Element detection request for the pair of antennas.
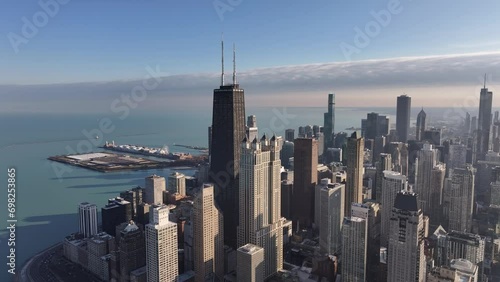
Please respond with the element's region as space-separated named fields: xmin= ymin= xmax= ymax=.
xmin=221 ymin=34 xmax=237 ymax=86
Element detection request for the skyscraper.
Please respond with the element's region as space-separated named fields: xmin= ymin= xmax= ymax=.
xmin=246 ymin=115 xmax=258 ymax=142
xmin=477 ymin=79 xmax=493 ymax=161
xmin=192 ymin=184 xmax=224 ymax=282
xmin=396 ymin=94 xmax=411 ymax=142
xmin=79 ymin=202 xmax=98 ymax=238
xmin=414 ymin=144 xmax=438 ymax=216
xmin=416 ymin=108 xmax=426 ymax=141
xmin=209 ymin=40 xmax=246 ymax=248
xmin=285 ymin=129 xmax=295 ymax=142
xmin=292 ymin=138 xmax=318 ymax=228
xmin=145 ymin=205 xmax=178 ymax=282
xmin=145 ymin=175 xmax=166 ymax=205
xmin=238 ymin=134 xmax=285 ymax=279
xmin=443 ymin=166 xmax=475 ymax=232
xmin=236 ymin=244 xmax=265 ymax=282
xmin=429 ymin=164 xmax=446 ymax=228
xmin=323 ymin=93 xmax=335 ymax=149
xmin=341 ymin=216 xmax=368 ymax=282
xmin=465 ymin=112 xmax=471 ymax=135
xmin=119 ymin=220 xmax=146 ymax=281
xmin=345 ymin=131 xmax=364 ymax=216
xmin=387 ymin=192 xmax=426 ymax=282
xmin=447 ymin=144 xmax=467 ymax=174
xmin=375 ymin=153 xmax=392 ymax=201
xmin=361 ymin=112 xmax=389 ymax=140
xmin=102 ymin=197 xmax=133 ymax=237
xmin=317 ymin=180 xmax=344 ymax=255
xmin=380 ymin=170 xmax=408 ymax=247
xmin=168 ymin=172 xmax=186 ymax=196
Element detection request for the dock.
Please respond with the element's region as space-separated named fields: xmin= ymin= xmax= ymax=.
xmin=48 ymin=152 xmax=207 ymax=173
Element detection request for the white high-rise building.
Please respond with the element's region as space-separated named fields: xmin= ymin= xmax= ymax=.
xmin=168 ymin=172 xmax=186 ymax=196
xmin=387 ymin=191 xmax=426 ymax=282
xmin=237 ymin=134 xmax=286 ymax=279
xmin=192 ymin=184 xmax=224 ymax=282
xmin=145 ymin=175 xmax=166 ymax=205
xmin=351 ymin=202 xmax=381 ymax=277
xmin=78 ymin=202 xmax=98 ymax=238
xmin=145 ymin=205 xmax=178 ymax=282
xmin=341 ymin=216 xmax=368 ymax=281
xmin=237 ymin=243 xmax=265 ymax=282
xmin=317 ymin=180 xmax=344 ymax=254
xmin=443 ymin=165 xmax=475 ymax=232
xmin=380 ymin=170 xmax=407 ymax=247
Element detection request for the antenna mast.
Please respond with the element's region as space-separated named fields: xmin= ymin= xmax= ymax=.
xmin=233 ymin=43 xmax=237 ymax=85
xmin=484 ymin=73 xmax=487 ymax=89
xmin=221 ymin=33 xmax=225 ymax=86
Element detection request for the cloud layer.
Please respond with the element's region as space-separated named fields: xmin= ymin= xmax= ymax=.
xmin=1 ymin=51 xmax=499 ymax=113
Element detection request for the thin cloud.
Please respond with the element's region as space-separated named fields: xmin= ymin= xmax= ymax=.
xmin=1 ymin=51 xmax=499 ymax=113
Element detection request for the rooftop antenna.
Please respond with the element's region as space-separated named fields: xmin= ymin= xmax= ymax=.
xmin=221 ymin=33 xmax=225 ymax=86
xmin=233 ymin=43 xmax=237 ymax=85
xmin=484 ymin=73 xmax=487 ymax=89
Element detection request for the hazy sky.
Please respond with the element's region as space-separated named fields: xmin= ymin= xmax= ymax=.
xmin=1 ymin=0 xmax=500 ymax=111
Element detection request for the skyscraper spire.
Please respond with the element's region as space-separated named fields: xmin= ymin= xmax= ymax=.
xmin=233 ymin=43 xmax=237 ymax=85
xmin=221 ymin=33 xmax=225 ymax=86
xmin=484 ymin=73 xmax=487 ymax=89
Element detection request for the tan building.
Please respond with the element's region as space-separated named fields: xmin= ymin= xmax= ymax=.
xmin=145 ymin=175 xmax=166 ymax=205
xmin=192 ymin=184 xmax=224 ymax=282
xmin=168 ymin=172 xmax=186 ymax=196
xmin=237 ymin=244 xmax=264 ymax=282
xmin=145 ymin=205 xmax=178 ymax=282
xmin=238 ymin=134 xmax=286 ymax=279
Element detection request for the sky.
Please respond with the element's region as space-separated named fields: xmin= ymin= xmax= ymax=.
xmin=1 ymin=0 xmax=500 ymax=111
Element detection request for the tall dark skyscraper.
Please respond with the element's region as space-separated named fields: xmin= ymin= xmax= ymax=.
xmin=396 ymin=94 xmax=411 ymax=142
xmin=323 ymin=93 xmax=335 ymax=150
xmin=345 ymin=131 xmax=364 ymax=216
xmin=292 ymin=138 xmax=318 ymax=228
xmin=477 ymin=78 xmax=493 ymax=161
xmin=209 ymin=40 xmax=246 ymax=248
xmin=416 ymin=108 xmax=426 ymax=141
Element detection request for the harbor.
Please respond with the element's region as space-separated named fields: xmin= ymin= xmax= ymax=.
xmin=101 ymin=141 xmax=197 ymax=160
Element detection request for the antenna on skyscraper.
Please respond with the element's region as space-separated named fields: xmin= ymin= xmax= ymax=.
xmin=484 ymin=73 xmax=487 ymax=89
xmin=221 ymin=33 xmax=225 ymax=86
xmin=233 ymin=43 xmax=237 ymax=85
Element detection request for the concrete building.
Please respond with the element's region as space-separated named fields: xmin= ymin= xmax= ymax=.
xmin=387 ymin=192 xmax=426 ymax=282
xmin=351 ymin=202 xmax=381 ymax=279
xmin=168 ymin=172 xmax=186 ymax=196
xmin=316 ymin=179 xmax=344 ymax=255
xmin=341 ymin=216 xmax=368 ymax=282
xmin=145 ymin=175 xmax=166 ymax=205
xmin=375 ymin=153 xmax=392 ymax=201
xmin=145 ymin=205 xmax=178 ymax=282
xmin=285 ymin=129 xmax=295 ymax=142
xmin=380 ymin=171 xmax=408 ymax=247
xmin=238 ymin=134 xmax=285 ymax=279
xmin=346 ymin=131 xmax=364 ymax=216
xmin=447 ymin=144 xmax=467 ymax=174
xmin=236 ymin=244 xmax=265 ymax=282
xmin=443 ymin=165 xmax=475 ymax=232
xmin=427 ymin=259 xmax=478 ymax=282
xmin=192 ymin=184 xmax=224 ymax=282
xmin=79 ymin=202 xmax=98 ymax=238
